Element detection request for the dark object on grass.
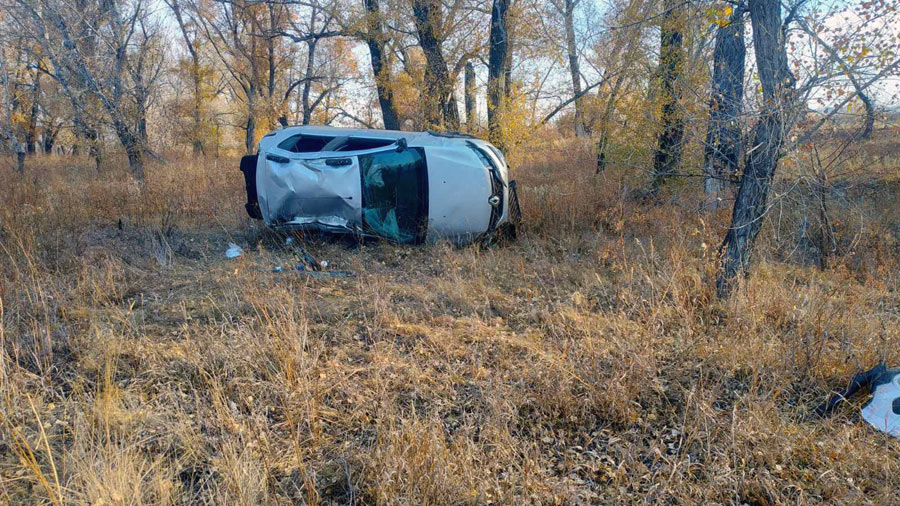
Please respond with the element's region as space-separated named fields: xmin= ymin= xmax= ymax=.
xmin=285 ymin=236 xmax=321 ymax=271
xmin=816 ymin=364 xmax=900 ymax=438
xmin=240 ymin=154 xmax=262 ymax=219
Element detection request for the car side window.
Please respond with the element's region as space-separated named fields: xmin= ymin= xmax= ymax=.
xmin=277 ymin=135 xmax=334 ymax=152
xmin=359 ymin=148 xmax=428 ymax=244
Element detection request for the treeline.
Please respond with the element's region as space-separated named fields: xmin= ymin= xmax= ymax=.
xmin=1 ymin=0 xmax=899 ymax=291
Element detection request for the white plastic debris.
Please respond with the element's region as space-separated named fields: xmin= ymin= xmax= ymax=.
xmin=861 ymin=373 xmax=900 ymax=438
xmin=225 ymin=243 xmax=243 ymax=259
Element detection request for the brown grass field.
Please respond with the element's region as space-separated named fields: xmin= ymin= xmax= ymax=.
xmin=2 ymin=135 xmax=900 ymax=504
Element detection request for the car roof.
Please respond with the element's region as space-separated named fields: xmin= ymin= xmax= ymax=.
xmin=271 ymin=125 xmax=489 ymax=149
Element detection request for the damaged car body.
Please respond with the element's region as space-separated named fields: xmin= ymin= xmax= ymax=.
xmin=240 ymin=126 xmax=520 ymax=244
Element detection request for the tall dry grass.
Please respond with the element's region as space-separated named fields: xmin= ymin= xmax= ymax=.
xmin=1 ymin=136 xmax=899 ymax=504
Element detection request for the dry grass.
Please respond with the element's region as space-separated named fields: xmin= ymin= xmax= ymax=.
xmin=1 ymin=136 xmax=900 ymax=504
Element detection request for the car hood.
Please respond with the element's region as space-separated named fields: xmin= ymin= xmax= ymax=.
xmin=424 ymin=146 xmax=492 ymax=242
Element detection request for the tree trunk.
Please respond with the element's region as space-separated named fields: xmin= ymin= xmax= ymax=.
xmin=859 ymin=89 xmax=875 ymax=139
xmin=564 ymin=0 xmax=586 ymax=137
xmin=301 ymin=40 xmax=317 ymax=125
xmin=487 ymin=0 xmax=510 ymax=146
xmin=16 ymin=149 xmax=25 ymax=173
xmin=25 ymin=70 xmax=41 ymax=154
xmin=465 ymin=61 xmax=476 ymax=132
xmin=363 ymin=0 xmax=401 ymax=129
xmin=192 ymin=68 xmax=204 ymax=154
xmin=595 ymin=74 xmax=625 ymax=174
xmin=245 ymin=112 xmax=256 ymax=155
xmin=445 ymin=92 xmax=461 ymax=129
xmin=76 ymin=121 xmax=103 ymax=170
xmin=702 ymin=6 xmax=746 ymax=210
xmin=413 ymin=0 xmax=458 ymax=130
xmin=650 ymin=0 xmax=685 ymax=191
xmin=717 ymin=0 xmax=797 ymax=296
xmin=114 ymin=119 xmax=145 ymax=182
xmin=43 ymin=123 xmax=59 ymax=154
xmin=504 ymin=22 xmax=513 ymax=100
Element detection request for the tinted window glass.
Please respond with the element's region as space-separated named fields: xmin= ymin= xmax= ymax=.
xmin=337 ymin=138 xmax=395 ymax=151
xmin=278 ymin=135 xmax=334 ymax=152
xmin=359 ymin=148 xmax=428 ymax=243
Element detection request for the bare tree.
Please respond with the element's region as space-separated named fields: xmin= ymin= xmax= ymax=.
xmin=278 ymin=0 xmax=343 ymax=126
xmin=193 ymin=0 xmax=286 ymax=154
xmin=164 ymin=0 xmax=206 ymax=154
xmin=594 ymin=0 xmax=650 ymax=173
xmin=553 ymin=0 xmax=586 ymax=137
xmin=717 ymin=0 xmax=798 ymax=296
xmin=13 ymin=0 xmax=159 ymax=181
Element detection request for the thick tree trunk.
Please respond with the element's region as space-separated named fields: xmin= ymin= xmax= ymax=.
xmin=413 ymin=0 xmax=458 ymax=130
xmin=487 ymin=0 xmax=510 ymax=146
xmin=114 ymin=119 xmax=145 ymax=182
xmin=650 ymin=0 xmax=685 ymax=191
xmin=363 ymin=0 xmax=401 ymax=130
xmin=717 ymin=0 xmax=797 ymax=296
xmin=465 ymin=61 xmax=476 ymax=132
xmin=564 ymin=0 xmax=586 ymax=137
xmin=245 ymin=113 xmax=256 ymax=155
xmin=702 ymin=6 xmax=746 ymax=210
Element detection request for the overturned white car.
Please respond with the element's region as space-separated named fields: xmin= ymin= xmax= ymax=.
xmin=240 ymin=126 xmax=520 ymax=244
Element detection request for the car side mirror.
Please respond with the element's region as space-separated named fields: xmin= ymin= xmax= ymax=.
xmin=396 ymin=138 xmax=407 ymax=152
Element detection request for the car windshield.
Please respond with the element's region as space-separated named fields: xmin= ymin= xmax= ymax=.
xmin=359 ymin=148 xmax=428 ymax=243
